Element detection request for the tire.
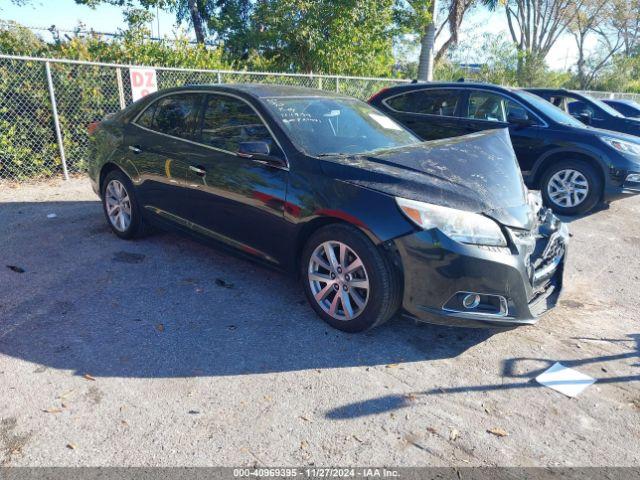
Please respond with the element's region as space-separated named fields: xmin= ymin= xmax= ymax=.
xmin=300 ymin=224 xmax=402 ymax=333
xmin=101 ymin=170 xmax=147 ymax=239
xmin=540 ymin=160 xmax=602 ymax=215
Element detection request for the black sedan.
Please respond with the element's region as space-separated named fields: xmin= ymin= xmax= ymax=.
xmin=88 ymin=84 xmax=567 ymax=332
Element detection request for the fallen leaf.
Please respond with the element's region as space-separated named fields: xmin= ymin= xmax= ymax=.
xmin=300 ymin=440 xmax=308 ymax=449
xmin=487 ymin=427 xmax=509 ymax=437
xmin=83 ymin=373 xmax=96 ymax=381
xmin=227 ymin=325 xmax=237 ymax=331
xmin=6 ymin=265 xmax=25 ymax=273
xmin=299 ymin=416 xmax=310 ymax=422
xmin=47 ymin=213 xmax=57 ymax=219
xmin=353 ymin=434 xmax=363 ymax=443
xmin=386 ymin=363 xmax=399 ymax=369
xmin=156 ymin=324 xmax=164 ymax=332
xmin=66 ymin=443 xmax=77 ymax=450
xmin=43 ymin=408 xmax=63 ymax=414
xmin=449 ymin=428 xmax=460 ymax=441
xmin=427 ymin=427 xmax=438 ymax=434
xmin=215 ymin=278 xmax=234 ymax=288
xmin=58 ymin=389 xmax=75 ymax=399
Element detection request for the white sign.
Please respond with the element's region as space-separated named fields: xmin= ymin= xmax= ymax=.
xmin=130 ymin=68 xmax=158 ymax=102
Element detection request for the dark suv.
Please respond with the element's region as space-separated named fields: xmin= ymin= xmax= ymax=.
xmin=527 ymin=88 xmax=640 ymax=137
xmin=370 ymin=82 xmax=640 ymax=215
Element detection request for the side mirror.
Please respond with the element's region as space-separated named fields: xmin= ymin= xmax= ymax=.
xmin=237 ymin=141 xmax=286 ymax=167
xmin=507 ymin=110 xmax=534 ymax=127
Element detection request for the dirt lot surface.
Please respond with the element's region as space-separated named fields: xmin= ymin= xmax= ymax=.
xmin=0 ymin=177 xmax=638 ymax=467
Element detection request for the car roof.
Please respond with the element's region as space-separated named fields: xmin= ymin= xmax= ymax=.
xmin=525 ymin=88 xmax=573 ymax=94
xmin=379 ymin=81 xmax=518 ymax=95
xmin=603 ymin=98 xmax=638 ymax=105
xmin=161 ymin=83 xmax=342 ymax=99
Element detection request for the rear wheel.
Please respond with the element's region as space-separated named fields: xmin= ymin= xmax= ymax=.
xmin=101 ymin=170 xmax=147 ymax=239
xmin=540 ymin=160 xmax=601 ymax=215
xmin=301 ymin=224 xmax=401 ymax=333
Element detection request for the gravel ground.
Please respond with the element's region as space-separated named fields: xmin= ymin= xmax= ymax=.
xmin=0 ymin=177 xmax=638 ymax=467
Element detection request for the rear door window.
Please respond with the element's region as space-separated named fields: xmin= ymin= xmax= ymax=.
xmin=385 ymin=89 xmax=461 ymax=116
xmin=466 ymin=91 xmax=532 ymax=123
xmin=198 ymin=94 xmax=276 ymax=153
xmin=145 ymin=93 xmax=203 ymax=139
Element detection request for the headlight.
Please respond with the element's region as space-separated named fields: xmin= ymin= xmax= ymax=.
xmin=395 ymin=197 xmax=507 ymax=247
xmin=627 ymin=173 xmax=640 ymax=183
xmin=528 ymin=190 xmax=543 ymax=212
xmin=600 ymin=136 xmax=640 ymax=156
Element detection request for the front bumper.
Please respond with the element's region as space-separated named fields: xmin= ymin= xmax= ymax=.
xmin=394 ymin=213 xmax=568 ymax=328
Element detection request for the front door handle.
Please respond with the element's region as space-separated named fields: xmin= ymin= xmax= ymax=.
xmin=129 ymin=145 xmax=143 ymax=154
xmin=189 ymin=165 xmax=207 ymax=176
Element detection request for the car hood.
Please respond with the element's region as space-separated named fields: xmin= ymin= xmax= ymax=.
xmin=319 ymin=129 xmax=534 ymax=230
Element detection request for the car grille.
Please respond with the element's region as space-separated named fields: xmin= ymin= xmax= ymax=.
xmin=508 ymin=208 xmax=566 ymax=298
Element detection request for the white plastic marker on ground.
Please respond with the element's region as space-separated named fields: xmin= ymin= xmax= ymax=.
xmin=536 ymin=362 xmax=596 ymax=398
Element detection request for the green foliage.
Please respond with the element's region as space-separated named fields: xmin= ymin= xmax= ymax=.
xmin=241 ymin=0 xmax=396 ymax=76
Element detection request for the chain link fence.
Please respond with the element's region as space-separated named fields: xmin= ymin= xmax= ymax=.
xmin=0 ymin=54 xmax=411 ymax=182
xmin=2 ymin=53 xmax=640 ymax=182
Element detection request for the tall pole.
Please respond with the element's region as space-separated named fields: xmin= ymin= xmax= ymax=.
xmin=45 ymin=61 xmax=69 ymax=181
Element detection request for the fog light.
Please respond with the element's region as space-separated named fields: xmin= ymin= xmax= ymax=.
xmin=626 ymin=173 xmax=640 ymax=183
xmin=462 ymin=293 xmax=481 ymax=309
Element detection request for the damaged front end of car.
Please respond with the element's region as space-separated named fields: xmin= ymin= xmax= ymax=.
xmin=393 ymin=188 xmax=568 ymax=328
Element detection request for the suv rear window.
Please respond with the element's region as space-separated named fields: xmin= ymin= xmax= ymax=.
xmin=385 ymin=89 xmax=461 ymax=116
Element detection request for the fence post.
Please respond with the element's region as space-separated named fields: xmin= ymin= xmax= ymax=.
xmin=45 ymin=61 xmax=69 ymax=181
xmin=116 ymin=67 xmax=126 ymax=109
xmin=217 ymin=71 xmax=222 ymax=84
xmin=335 ymin=77 xmax=340 ymax=93
xmin=318 ymin=76 xmax=323 ymax=90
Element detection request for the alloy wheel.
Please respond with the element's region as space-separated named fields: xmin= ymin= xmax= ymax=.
xmin=105 ymin=179 xmax=132 ymax=232
xmin=547 ymin=169 xmax=589 ymax=208
xmin=308 ymin=240 xmax=370 ymax=321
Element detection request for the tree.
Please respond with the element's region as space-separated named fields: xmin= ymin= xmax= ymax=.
xmin=245 ymin=0 xmax=396 ymax=75
xmin=483 ymin=0 xmax=582 ymax=84
xmin=434 ymin=0 xmax=477 ymax=62
xmin=568 ymin=0 xmax=624 ymax=88
xmin=396 ymin=0 xmax=478 ymax=81
xmin=74 ymin=0 xmax=208 ymax=43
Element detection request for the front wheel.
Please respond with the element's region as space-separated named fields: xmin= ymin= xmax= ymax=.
xmin=540 ymin=160 xmax=602 ymax=215
xmin=301 ymin=224 xmax=401 ymax=333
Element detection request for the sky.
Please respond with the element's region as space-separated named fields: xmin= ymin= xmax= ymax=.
xmin=1 ymin=0 xmax=587 ymax=71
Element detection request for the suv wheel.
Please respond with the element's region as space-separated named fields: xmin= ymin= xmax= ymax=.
xmin=540 ymin=160 xmax=601 ymax=215
xmin=101 ymin=170 xmax=147 ymax=239
xmin=301 ymin=224 xmax=401 ymax=333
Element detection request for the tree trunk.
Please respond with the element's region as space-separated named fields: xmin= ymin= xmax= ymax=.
xmin=417 ymin=0 xmax=438 ymax=81
xmin=187 ymin=0 xmax=206 ymax=44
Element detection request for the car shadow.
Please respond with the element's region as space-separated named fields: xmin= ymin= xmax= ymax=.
xmin=325 ymin=334 xmax=639 ymax=419
xmin=0 ymin=200 xmax=494 ymax=378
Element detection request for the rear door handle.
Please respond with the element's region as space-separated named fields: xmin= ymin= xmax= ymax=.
xmin=128 ymin=145 xmax=143 ymax=154
xmin=189 ymin=165 xmax=207 ymax=176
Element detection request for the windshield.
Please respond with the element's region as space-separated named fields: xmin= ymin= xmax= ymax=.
xmin=514 ymin=90 xmax=585 ymax=127
xmin=582 ymin=94 xmax=626 ymax=118
xmin=263 ymin=97 xmax=420 ymax=156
